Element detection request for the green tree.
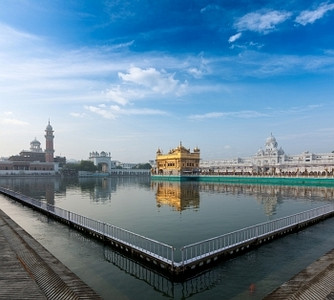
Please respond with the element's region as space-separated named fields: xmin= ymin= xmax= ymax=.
xmin=132 ymin=163 xmax=152 ymax=169
xmin=79 ymin=160 xmax=98 ymax=172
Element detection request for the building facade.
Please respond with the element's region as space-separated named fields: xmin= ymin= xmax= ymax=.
xmin=153 ymin=142 xmax=200 ymax=175
xmin=89 ymin=151 xmax=114 ymax=172
xmin=201 ymin=134 xmax=334 ymax=176
xmin=0 ymin=121 xmax=61 ymax=176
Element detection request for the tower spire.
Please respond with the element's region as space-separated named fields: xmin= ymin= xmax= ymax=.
xmin=45 ymin=120 xmax=54 ymax=163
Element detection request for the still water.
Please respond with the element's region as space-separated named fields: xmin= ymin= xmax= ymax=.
xmin=1 ymin=176 xmax=334 ymax=299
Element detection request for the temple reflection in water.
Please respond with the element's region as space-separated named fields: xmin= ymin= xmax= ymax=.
xmin=152 ymin=181 xmax=200 ymax=211
xmin=1 ymin=177 xmax=334 ymax=217
xmin=152 ymin=180 xmax=334 ymax=216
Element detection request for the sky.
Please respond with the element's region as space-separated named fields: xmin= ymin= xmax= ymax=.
xmin=0 ymin=0 xmax=334 ymax=163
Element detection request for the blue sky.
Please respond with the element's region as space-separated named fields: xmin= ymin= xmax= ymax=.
xmin=0 ymin=0 xmax=334 ymax=162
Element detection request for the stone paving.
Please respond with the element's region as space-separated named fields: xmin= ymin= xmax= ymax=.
xmin=0 ymin=209 xmax=101 ymax=300
xmin=264 ymin=247 xmax=334 ymax=299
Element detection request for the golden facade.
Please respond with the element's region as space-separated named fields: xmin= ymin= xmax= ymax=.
xmin=154 ymin=142 xmax=200 ymax=175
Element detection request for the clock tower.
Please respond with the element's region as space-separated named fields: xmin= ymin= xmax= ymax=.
xmin=45 ymin=120 xmax=54 ymax=163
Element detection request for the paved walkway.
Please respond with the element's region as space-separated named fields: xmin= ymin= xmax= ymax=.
xmin=0 ymin=209 xmax=101 ymax=300
xmin=264 ymin=247 xmax=334 ymax=299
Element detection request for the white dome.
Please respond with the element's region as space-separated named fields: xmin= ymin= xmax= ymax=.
xmin=266 ymin=134 xmax=278 ymax=149
xmin=30 ymin=138 xmax=43 ymax=152
xmin=30 ymin=138 xmax=40 ymax=146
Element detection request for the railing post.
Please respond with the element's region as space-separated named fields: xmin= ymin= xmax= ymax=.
xmin=171 ymin=247 xmax=174 ymax=267
xmin=181 ymin=247 xmax=184 ymax=266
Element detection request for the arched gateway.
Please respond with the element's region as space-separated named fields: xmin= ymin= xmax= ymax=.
xmin=89 ymin=151 xmax=112 ymax=173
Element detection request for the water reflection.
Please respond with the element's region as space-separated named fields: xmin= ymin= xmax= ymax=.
xmin=0 ymin=177 xmax=59 ymax=205
xmin=2 ymin=177 xmax=334 ymax=299
xmin=103 ymin=246 xmax=223 ymax=299
xmin=152 ymin=180 xmax=334 ymax=216
xmin=1 ymin=177 xmax=334 ymax=218
xmin=78 ymin=178 xmax=115 ymax=203
xmin=152 ymin=181 xmax=200 ymax=211
xmin=199 ymin=183 xmax=334 ymax=216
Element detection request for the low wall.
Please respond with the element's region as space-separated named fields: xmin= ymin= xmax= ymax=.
xmin=151 ymin=175 xmax=334 ymax=186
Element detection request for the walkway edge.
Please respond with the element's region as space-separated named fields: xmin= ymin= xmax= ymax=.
xmin=0 ymin=209 xmax=102 ymax=299
xmin=264 ymin=248 xmax=334 ymax=299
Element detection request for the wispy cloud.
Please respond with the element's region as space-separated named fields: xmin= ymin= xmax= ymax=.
xmin=0 ymin=22 xmax=41 ymax=48
xmin=189 ymin=104 xmax=324 ymax=121
xmin=1 ymin=118 xmax=29 ymax=125
xmin=0 ymin=112 xmax=29 ymax=126
xmin=105 ymin=85 xmax=129 ymax=105
xmin=189 ymin=110 xmax=268 ymax=120
xmin=225 ymin=51 xmax=334 ymax=78
xmin=84 ymin=104 xmax=167 ymax=119
xmin=235 ymin=10 xmax=291 ymax=34
xmin=295 ymin=2 xmax=334 ymax=25
xmin=228 ymin=32 xmax=242 ymax=43
xmin=277 ymin=104 xmax=323 ymax=115
xmin=0 ymin=117 xmax=29 ymax=126
xmin=200 ymin=4 xmax=221 ymax=14
xmin=70 ymin=112 xmax=87 ymax=118
xmin=187 ymin=67 xmax=204 ymax=78
xmin=84 ymin=104 xmax=117 ymax=119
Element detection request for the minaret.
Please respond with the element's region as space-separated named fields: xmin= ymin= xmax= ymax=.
xmin=45 ymin=120 xmax=54 ymax=162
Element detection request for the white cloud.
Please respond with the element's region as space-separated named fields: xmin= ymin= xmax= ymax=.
xmin=84 ymin=104 xmax=117 ymax=120
xmin=120 ymin=107 xmax=168 ymax=116
xmin=0 ymin=22 xmax=41 ymax=48
xmin=187 ymin=67 xmax=203 ymax=78
xmin=189 ymin=112 xmax=225 ymax=120
xmin=277 ymin=104 xmax=323 ymax=115
xmin=1 ymin=118 xmax=29 ymax=126
xmin=70 ymin=112 xmax=87 ymax=118
xmin=0 ymin=112 xmax=29 ymax=126
xmin=189 ymin=104 xmax=321 ymax=121
xmin=228 ymin=32 xmax=242 ymax=43
xmin=118 ymin=67 xmax=187 ymax=95
xmin=185 ymin=55 xmax=210 ymax=79
xmin=189 ymin=110 xmax=268 ymax=120
xmin=235 ymin=10 xmax=292 ymax=34
xmin=105 ymin=85 xmax=129 ymax=105
xmin=85 ymin=104 xmax=167 ymax=119
xmin=295 ymin=2 xmax=334 ymax=25
xmin=200 ymin=4 xmax=221 ymax=14
xmin=110 ymin=40 xmax=134 ymax=50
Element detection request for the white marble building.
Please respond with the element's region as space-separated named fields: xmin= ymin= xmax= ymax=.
xmin=89 ymin=151 xmax=115 ymax=172
xmin=201 ymin=134 xmax=334 ymax=176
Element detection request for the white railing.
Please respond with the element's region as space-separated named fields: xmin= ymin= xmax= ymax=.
xmin=0 ymin=187 xmax=175 ymax=266
xmin=2 ymin=186 xmax=334 ymax=270
xmin=180 ymin=204 xmax=334 ymax=265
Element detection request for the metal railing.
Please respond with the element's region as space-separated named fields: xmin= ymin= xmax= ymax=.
xmin=2 ymin=186 xmax=334 ymax=270
xmin=0 ymin=187 xmax=175 ymax=266
xmin=180 ymin=204 xmax=334 ymax=265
